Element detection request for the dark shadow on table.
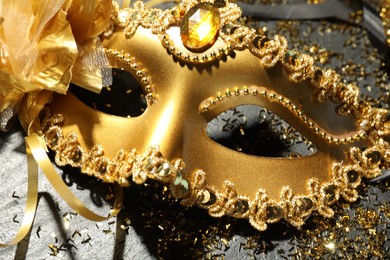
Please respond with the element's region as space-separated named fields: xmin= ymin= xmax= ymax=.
xmin=14 ymin=192 xmax=78 ymax=260
xmin=115 ymin=181 xmax=299 ymax=259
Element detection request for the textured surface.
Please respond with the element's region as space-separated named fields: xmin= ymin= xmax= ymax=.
xmin=1 ymin=0 xmax=390 ymax=259
xmin=0 ymin=123 xmax=389 ymax=259
xmin=0 ymin=125 xmax=151 ymax=259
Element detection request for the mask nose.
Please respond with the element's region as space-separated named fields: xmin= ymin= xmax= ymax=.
xmin=145 ymin=99 xmax=185 ymax=159
xmin=142 ymin=77 xmax=203 ymax=160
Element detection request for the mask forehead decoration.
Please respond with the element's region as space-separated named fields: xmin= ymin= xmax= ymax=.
xmin=40 ymin=0 xmax=389 ymax=231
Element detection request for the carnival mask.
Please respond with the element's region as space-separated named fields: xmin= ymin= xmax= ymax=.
xmin=34 ymin=0 xmax=389 ymax=231
xmin=2 ymin=0 xmax=388 ymax=242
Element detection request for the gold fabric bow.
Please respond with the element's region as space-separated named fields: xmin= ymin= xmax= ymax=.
xmin=0 ymin=0 xmax=124 ymax=247
xmin=0 ymin=0 xmax=112 ymax=132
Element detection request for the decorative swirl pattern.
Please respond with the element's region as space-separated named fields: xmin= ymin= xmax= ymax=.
xmin=249 ymin=34 xmax=288 ymax=67
xmin=40 ymin=105 xmax=389 ymax=231
xmin=33 ymin=0 xmax=390 ymax=232
xmin=282 ymin=51 xmax=314 ymax=83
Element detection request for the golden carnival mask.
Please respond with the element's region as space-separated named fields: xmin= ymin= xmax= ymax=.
xmin=1 ymin=0 xmax=390 ymax=246
xmin=42 ymin=0 xmax=390 ymax=230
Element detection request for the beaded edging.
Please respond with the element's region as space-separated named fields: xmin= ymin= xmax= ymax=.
xmin=39 ymin=106 xmax=389 ymax=231
xmin=38 ymin=0 xmax=390 ymax=231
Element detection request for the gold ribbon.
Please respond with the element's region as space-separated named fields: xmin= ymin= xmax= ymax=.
xmin=0 ymin=134 xmax=123 ymax=247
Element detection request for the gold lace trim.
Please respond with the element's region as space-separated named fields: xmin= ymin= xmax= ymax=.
xmin=1 ymin=0 xmax=389 ymax=249
xmin=39 ymin=107 xmax=389 ymax=231
xmin=38 ymin=0 xmax=390 ymax=231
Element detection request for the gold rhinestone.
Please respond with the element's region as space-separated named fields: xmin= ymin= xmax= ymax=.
xmin=180 ymin=3 xmax=220 ymax=53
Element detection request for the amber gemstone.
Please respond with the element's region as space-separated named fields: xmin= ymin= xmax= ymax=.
xmin=180 ymin=3 xmax=220 ymax=53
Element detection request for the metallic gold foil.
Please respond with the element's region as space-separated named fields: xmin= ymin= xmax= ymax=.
xmin=51 ymin=25 xmax=368 ymax=201
xmin=0 ymin=0 xmax=113 ymax=131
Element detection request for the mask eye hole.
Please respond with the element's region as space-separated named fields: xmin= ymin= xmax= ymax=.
xmin=70 ymin=68 xmax=147 ymax=117
xmin=206 ymin=105 xmax=317 ymax=158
